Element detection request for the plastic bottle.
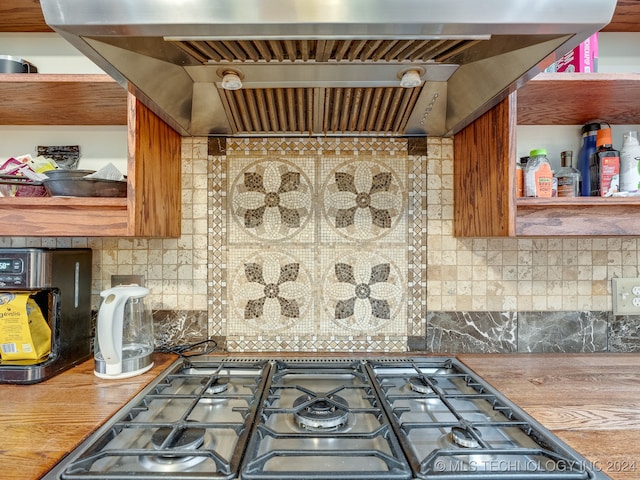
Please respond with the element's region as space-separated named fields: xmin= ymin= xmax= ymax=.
xmin=589 ymin=126 xmax=620 ymax=197
xmin=524 ymin=149 xmax=553 ymax=198
xmin=619 ymin=130 xmax=640 ymax=192
xmin=577 ymin=122 xmax=600 ymax=196
xmin=555 ymin=150 xmax=581 ymax=197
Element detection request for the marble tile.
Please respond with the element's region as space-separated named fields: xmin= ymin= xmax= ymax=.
xmin=517 ymin=311 xmax=608 ymax=353
xmin=426 ymin=311 xmax=517 ymax=353
xmin=608 ymin=315 xmax=640 ymax=352
xmin=153 ymin=310 xmax=209 ymax=348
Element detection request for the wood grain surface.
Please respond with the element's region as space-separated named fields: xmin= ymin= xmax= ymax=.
xmin=0 ymin=354 xmax=176 ymax=480
xmin=459 ymin=353 xmax=640 ymax=480
xmin=453 ymin=94 xmax=516 ymax=237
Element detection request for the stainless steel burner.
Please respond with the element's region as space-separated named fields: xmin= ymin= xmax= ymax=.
xmin=139 ymin=426 xmax=209 ymax=472
xmin=201 ymin=377 xmax=230 ymax=394
xmin=408 ymin=376 xmax=437 ymax=394
xmin=450 ymin=426 xmax=481 ymax=448
xmin=293 ymin=393 xmax=350 ymax=430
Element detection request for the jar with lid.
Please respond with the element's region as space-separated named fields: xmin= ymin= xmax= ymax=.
xmin=524 ymin=149 xmax=553 ymax=197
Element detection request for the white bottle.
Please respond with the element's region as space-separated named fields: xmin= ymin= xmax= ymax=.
xmin=620 ymin=130 xmax=640 ymax=192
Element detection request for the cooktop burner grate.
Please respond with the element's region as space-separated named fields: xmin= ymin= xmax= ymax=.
xmin=44 ymin=357 xmax=610 ymax=480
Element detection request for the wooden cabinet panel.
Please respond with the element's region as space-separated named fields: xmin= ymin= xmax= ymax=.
xmin=601 ymin=0 xmax=640 ymax=33
xmin=127 ymin=96 xmax=181 ymax=238
xmin=453 ymin=94 xmax=516 ymax=237
xmin=0 ymin=0 xmax=53 ymax=32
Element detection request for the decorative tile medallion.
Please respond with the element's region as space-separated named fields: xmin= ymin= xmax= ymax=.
xmin=208 ymin=137 xmax=423 ymax=352
xmin=229 ymin=249 xmax=313 ymax=332
xmin=322 ymin=250 xmax=404 ymax=332
xmin=230 ymin=159 xmax=313 ymax=241
xmin=321 ymin=159 xmax=405 ymax=242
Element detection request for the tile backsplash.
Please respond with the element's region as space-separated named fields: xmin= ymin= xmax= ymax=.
xmin=216 ymin=138 xmax=420 ymax=351
xmin=3 ymin=136 xmax=639 ymax=353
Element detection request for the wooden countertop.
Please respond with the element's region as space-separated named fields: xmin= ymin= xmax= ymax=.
xmin=1 ymin=353 xmax=639 ymax=479
xmin=458 ymin=353 xmax=640 ymax=480
xmin=0 ymin=354 xmax=177 ymax=480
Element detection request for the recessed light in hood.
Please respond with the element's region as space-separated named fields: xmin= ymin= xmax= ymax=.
xmin=40 ymin=0 xmax=616 ymax=138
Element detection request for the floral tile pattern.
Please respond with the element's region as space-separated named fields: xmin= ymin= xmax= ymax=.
xmin=229 ymin=249 xmax=313 ymax=332
xmin=222 ymin=138 xmax=410 ymax=351
xmin=322 ymin=159 xmax=404 ymax=241
xmin=230 ymin=159 xmax=313 ymax=241
xmin=320 ymin=157 xmax=407 ymax=245
xmin=322 ymin=250 xmax=404 ymax=332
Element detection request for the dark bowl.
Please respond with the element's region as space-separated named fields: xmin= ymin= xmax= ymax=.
xmin=42 ymin=178 xmax=127 ymax=197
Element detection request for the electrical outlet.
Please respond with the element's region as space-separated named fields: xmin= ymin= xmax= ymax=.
xmin=612 ymin=278 xmax=640 ymax=315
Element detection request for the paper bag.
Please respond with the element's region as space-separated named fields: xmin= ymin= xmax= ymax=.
xmin=0 ymin=292 xmax=51 ymax=360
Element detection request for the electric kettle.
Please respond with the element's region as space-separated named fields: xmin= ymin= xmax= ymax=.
xmin=94 ymin=284 xmax=154 ymax=379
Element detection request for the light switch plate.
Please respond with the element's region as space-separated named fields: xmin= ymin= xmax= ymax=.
xmin=612 ymin=278 xmax=640 ymax=315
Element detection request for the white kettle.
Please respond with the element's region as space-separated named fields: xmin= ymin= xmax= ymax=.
xmin=94 ymin=284 xmax=154 ymax=379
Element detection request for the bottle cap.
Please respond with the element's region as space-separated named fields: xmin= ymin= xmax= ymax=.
xmin=561 ymin=151 xmax=573 ymax=167
xmin=596 ymin=128 xmax=612 ymax=147
xmin=581 ymin=122 xmax=601 ymax=135
xmin=623 ymin=131 xmax=639 ymax=143
xmin=529 ymin=148 xmax=547 ymax=157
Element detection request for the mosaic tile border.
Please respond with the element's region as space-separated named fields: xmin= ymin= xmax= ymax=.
xmin=225 ymin=336 xmax=408 ymax=352
xmin=208 ymin=153 xmax=226 ymax=337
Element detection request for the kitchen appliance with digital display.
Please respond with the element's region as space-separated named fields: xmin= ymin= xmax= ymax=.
xmin=0 ymin=248 xmax=92 ymax=384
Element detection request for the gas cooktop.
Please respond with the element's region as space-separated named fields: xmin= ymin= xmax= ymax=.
xmin=43 ymin=356 xmax=609 ymax=479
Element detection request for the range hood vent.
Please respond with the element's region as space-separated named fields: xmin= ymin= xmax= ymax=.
xmin=40 ymin=0 xmax=616 ymax=138
xmin=174 ymin=38 xmax=478 ymax=64
xmin=223 ymin=86 xmax=422 ymax=135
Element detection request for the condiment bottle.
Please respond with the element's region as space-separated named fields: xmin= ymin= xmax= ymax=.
xmin=524 ymin=148 xmax=553 ymax=198
xmin=555 ymin=150 xmax=581 ymax=197
xmin=577 ymin=122 xmax=600 ymax=196
xmin=589 ymin=126 xmax=620 ymax=197
xmin=619 ymin=130 xmax=640 ymax=192
xmin=516 ymin=156 xmax=529 ymax=197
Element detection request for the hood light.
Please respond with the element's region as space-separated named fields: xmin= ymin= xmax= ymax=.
xmin=399 ymin=69 xmax=423 ymax=88
xmin=221 ymin=71 xmax=243 ymax=90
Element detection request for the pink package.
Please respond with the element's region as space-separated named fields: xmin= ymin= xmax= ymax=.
xmin=555 ymin=33 xmax=598 ymax=73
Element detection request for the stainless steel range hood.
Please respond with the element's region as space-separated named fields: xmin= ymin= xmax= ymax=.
xmin=41 ymin=0 xmax=616 ymax=137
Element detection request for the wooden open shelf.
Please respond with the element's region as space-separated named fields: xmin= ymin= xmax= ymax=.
xmin=517 ymin=73 xmax=640 ymax=126
xmin=0 ymin=74 xmax=127 ymax=125
xmin=0 ymin=94 xmax=181 ymax=237
xmin=455 ymin=87 xmax=640 ymax=237
xmin=516 ymin=197 xmax=640 ymax=236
